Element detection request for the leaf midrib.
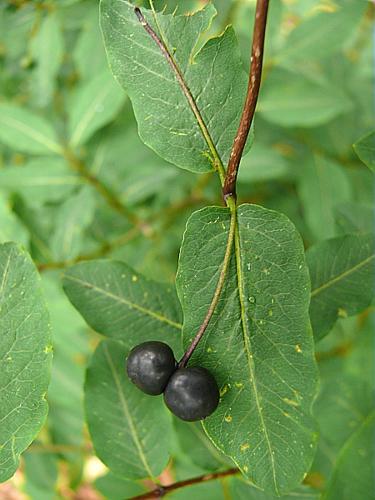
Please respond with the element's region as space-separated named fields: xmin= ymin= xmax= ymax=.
xmin=1 ymin=114 xmax=62 ymax=154
xmin=233 ymin=217 xmax=279 ymax=494
xmin=311 ymin=253 xmax=375 ymax=298
xmin=103 ymin=343 xmax=154 ymax=479
xmin=64 ymin=274 xmax=182 ymax=330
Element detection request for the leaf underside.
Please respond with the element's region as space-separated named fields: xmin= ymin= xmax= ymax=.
xmin=176 ymin=204 xmax=318 ymax=496
xmin=307 ymin=233 xmax=375 ymax=340
xmin=100 ymin=0 xmax=248 ymax=172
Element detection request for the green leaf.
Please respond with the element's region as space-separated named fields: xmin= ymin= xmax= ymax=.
xmin=29 ymin=13 xmax=64 ymax=107
xmin=73 ymin=6 xmax=109 ymax=80
xmin=50 ymin=187 xmax=96 ymax=261
xmin=307 ymin=233 xmax=375 ymax=340
xmin=42 ymin=274 xmax=89 ymax=470
xmin=0 ymin=104 xmax=63 ymax=156
xmin=238 ymin=142 xmax=290 ymax=184
xmin=0 ymin=193 xmax=29 ymax=246
xmin=0 ymin=243 xmax=52 ymax=482
xmin=298 ymin=155 xmax=352 ymax=241
xmin=63 ymin=259 xmax=183 ymax=354
xmin=229 ymin=476 xmax=319 ymax=499
xmin=173 ymin=418 xmax=230 ymax=472
xmin=95 ymin=472 xmax=146 ymax=500
xmin=353 ymin=130 xmax=375 ymax=172
xmin=100 ymin=0 xmax=248 ymax=172
xmin=280 ymin=1 xmax=366 ymax=63
xmin=335 ymin=202 xmax=375 ymax=235
xmin=176 ymin=205 xmax=318 ymax=495
xmin=258 ymin=68 xmax=352 ymax=127
xmin=24 ymin=448 xmax=58 ymax=500
xmin=85 ymin=339 xmax=173 ymax=479
xmin=68 ymin=71 xmax=126 ymax=148
xmin=324 ymin=411 xmax=375 ymax=500
xmin=0 ymin=158 xmax=83 ymax=205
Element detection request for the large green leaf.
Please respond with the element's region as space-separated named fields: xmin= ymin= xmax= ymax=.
xmin=85 ymin=339 xmax=173 ymax=479
xmin=68 ymin=71 xmax=126 ymax=148
xmin=258 ymin=68 xmax=352 ymax=127
xmin=0 ymin=243 xmax=52 ymax=482
xmin=307 ymin=233 xmax=375 ymax=340
xmin=63 ymin=259 xmax=183 ymax=354
xmin=324 ymin=411 xmax=375 ymax=500
xmin=0 ymin=104 xmax=63 ymax=156
xmin=100 ymin=0 xmax=248 ymax=172
xmin=353 ymin=130 xmax=375 ymax=172
xmin=176 ymin=205 xmax=318 ymax=495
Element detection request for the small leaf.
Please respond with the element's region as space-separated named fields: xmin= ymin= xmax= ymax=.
xmin=24 ymin=448 xmax=58 ymax=499
xmin=176 ymin=205 xmax=318 ymax=495
xmin=0 ymin=103 xmax=63 ymax=155
xmin=68 ymin=71 xmax=126 ymax=148
xmin=63 ymin=259 xmax=182 ymax=354
xmin=0 ymin=158 xmax=83 ymax=206
xmin=258 ymin=68 xmax=352 ymax=127
xmin=324 ymin=411 xmax=375 ymax=500
xmin=73 ymin=6 xmax=108 ymax=80
xmin=0 ymin=193 xmax=29 ymax=246
xmin=0 ymin=243 xmax=52 ymax=482
xmin=50 ymin=187 xmax=96 ymax=261
xmin=100 ymin=0 xmax=248 ymax=172
xmin=280 ymin=1 xmax=366 ymax=63
xmin=298 ymin=155 xmax=352 ymax=241
xmin=353 ymin=130 xmax=375 ymax=172
xmin=29 ymin=13 xmax=64 ymax=107
xmin=85 ymin=339 xmax=173 ymax=479
xmin=307 ymin=233 xmax=375 ymax=340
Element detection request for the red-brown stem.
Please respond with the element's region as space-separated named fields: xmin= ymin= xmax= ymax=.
xmin=223 ymin=0 xmax=270 ymax=199
xmin=130 ymin=468 xmax=239 ymax=499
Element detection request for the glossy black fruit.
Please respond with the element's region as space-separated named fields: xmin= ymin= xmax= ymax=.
xmin=126 ymin=341 xmax=176 ymax=395
xmin=163 ymin=366 xmax=220 ymax=421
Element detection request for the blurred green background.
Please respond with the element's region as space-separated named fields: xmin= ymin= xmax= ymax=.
xmin=0 ymin=0 xmax=373 ymax=498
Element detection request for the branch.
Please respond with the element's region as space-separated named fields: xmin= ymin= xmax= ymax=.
xmin=223 ymin=0 xmax=270 ymax=199
xmin=130 ymin=468 xmax=239 ymax=499
xmin=63 ymin=149 xmax=143 ymax=228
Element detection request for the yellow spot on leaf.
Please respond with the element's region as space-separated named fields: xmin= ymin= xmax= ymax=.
xmin=132 ymin=275 xmax=138 ymax=282
xmin=283 ymin=397 xmax=299 ymax=407
xmin=295 ymin=344 xmax=302 ymax=353
xmin=240 ymin=443 xmax=250 ymax=452
xmin=220 ymin=384 xmax=230 ymax=397
xmin=338 ymin=308 xmax=348 ymax=318
xmin=224 ymin=415 xmax=232 ymax=423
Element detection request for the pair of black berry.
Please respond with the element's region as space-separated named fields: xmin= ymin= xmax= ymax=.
xmin=126 ymin=341 xmax=219 ymax=421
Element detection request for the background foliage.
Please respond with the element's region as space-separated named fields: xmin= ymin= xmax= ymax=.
xmin=0 ymin=0 xmax=374 ymax=498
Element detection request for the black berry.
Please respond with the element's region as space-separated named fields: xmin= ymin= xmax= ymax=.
xmin=126 ymin=341 xmax=176 ymax=395
xmin=163 ymin=366 xmax=219 ymax=421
